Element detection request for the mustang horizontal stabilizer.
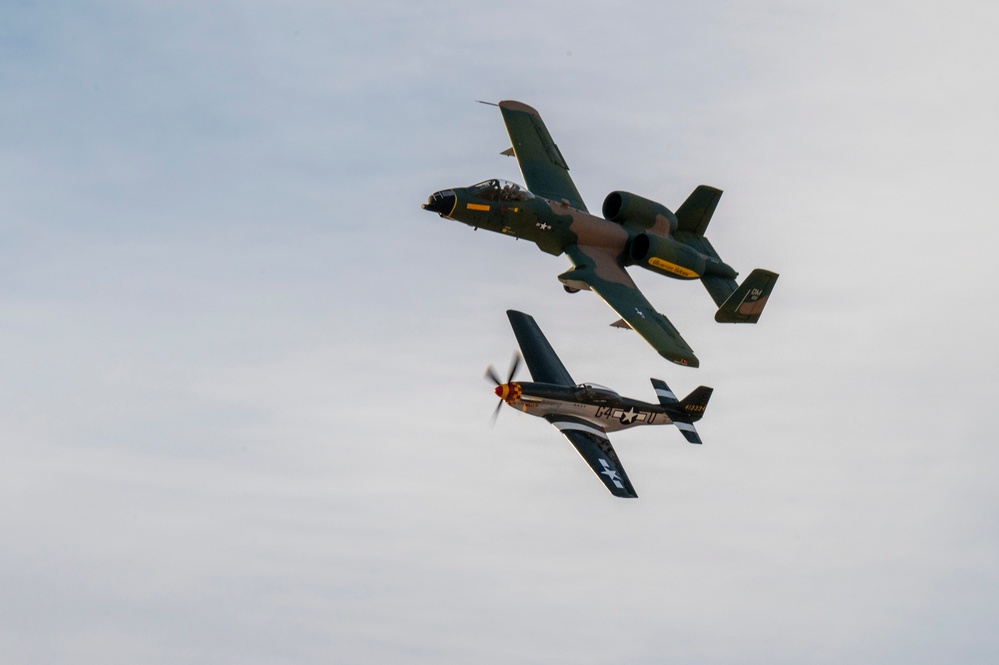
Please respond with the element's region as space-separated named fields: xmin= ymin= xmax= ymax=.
xmin=674 ymin=420 xmax=703 ymax=445
xmin=651 ymin=379 xmax=711 ymax=444
xmin=506 ymin=310 xmax=574 ymax=386
xmin=650 ymin=378 xmax=679 ymax=405
xmin=498 ymin=100 xmax=588 ymax=212
xmin=563 ymin=244 xmax=699 ymax=367
xmin=545 ymin=415 xmax=638 ymax=498
xmin=715 ymin=269 xmax=779 ymax=323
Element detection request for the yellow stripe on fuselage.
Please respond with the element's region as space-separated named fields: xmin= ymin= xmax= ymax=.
xmin=466 ymin=203 xmax=490 ymax=211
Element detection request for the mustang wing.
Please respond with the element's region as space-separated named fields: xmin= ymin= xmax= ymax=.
xmin=545 ymin=416 xmax=637 ymax=498
xmin=506 ymin=310 xmax=574 ymax=386
xmin=498 ymin=100 xmax=588 ymax=212
xmin=563 ymin=244 xmax=700 ymax=367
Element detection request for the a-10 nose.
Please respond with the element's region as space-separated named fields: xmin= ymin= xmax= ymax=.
xmin=422 ymin=189 xmax=456 ymax=216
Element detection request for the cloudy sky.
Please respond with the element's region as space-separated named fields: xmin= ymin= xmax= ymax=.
xmin=2 ymin=1 xmax=998 ymax=663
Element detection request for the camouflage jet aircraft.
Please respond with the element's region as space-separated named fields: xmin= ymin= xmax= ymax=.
xmin=488 ymin=310 xmax=711 ymax=498
xmin=424 ymin=100 xmax=779 ymax=367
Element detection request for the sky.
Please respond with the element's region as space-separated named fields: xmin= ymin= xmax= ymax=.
xmin=2 ymin=1 xmax=998 ymax=663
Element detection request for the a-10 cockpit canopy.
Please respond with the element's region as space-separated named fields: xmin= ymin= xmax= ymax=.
xmin=468 ymin=179 xmax=535 ymax=202
xmin=573 ymin=383 xmax=622 ymax=403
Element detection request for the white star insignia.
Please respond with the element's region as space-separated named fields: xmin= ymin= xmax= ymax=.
xmin=619 ymin=408 xmax=639 ymax=424
xmin=598 ymin=459 xmax=625 ymax=489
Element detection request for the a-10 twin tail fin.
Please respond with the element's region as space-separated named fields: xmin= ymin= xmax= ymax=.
xmin=650 ymin=378 xmax=712 ymax=445
xmin=713 ymin=268 xmax=779 ymax=323
xmin=673 ymin=185 xmax=779 ymax=324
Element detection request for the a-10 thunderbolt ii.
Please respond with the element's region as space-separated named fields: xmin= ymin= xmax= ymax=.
xmin=423 ymin=100 xmax=779 ymax=367
xmin=488 ymin=310 xmax=711 ymax=498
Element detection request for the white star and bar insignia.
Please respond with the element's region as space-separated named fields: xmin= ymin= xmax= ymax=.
xmin=598 ymin=459 xmax=624 ymax=489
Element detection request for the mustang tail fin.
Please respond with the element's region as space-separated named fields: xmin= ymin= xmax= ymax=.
xmin=714 ymin=269 xmax=779 ymax=323
xmin=650 ymin=379 xmax=712 ymax=444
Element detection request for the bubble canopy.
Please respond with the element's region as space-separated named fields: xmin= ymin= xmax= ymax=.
xmin=468 ymin=179 xmax=535 ymax=201
xmin=574 ymin=383 xmax=622 ymax=402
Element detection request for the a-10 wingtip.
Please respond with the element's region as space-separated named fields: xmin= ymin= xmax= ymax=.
xmin=664 ymin=350 xmax=700 ymax=368
xmin=497 ymin=99 xmax=541 ymax=117
xmin=715 ymin=269 xmax=779 ymax=324
xmin=607 ymin=315 xmax=700 ymax=368
xmin=478 ymin=100 xmax=540 ymax=117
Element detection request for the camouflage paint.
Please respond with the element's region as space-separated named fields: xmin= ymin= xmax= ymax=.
xmin=422 ymin=101 xmax=779 ymax=366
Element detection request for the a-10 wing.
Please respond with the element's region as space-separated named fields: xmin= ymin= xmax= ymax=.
xmin=499 ymin=101 xmax=698 ymax=367
xmin=498 ymin=100 xmax=588 ymax=212
xmin=563 ymin=244 xmax=699 ymax=367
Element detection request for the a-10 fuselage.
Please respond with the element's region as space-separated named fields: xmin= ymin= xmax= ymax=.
xmin=495 ymin=380 xmax=685 ymax=433
xmin=424 ymin=179 xmax=615 ymax=258
xmin=423 ymin=179 xmax=736 ymax=283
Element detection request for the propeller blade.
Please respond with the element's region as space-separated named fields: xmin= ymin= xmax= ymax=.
xmin=484 ymin=365 xmax=502 ymax=386
xmin=490 ymin=398 xmax=504 ymax=426
xmin=506 ymin=352 xmax=522 ymax=383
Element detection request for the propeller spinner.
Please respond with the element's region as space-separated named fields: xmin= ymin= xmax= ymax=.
xmin=484 ymin=352 xmax=522 ymax=424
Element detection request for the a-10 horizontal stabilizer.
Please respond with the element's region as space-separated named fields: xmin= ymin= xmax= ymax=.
xmin=715 ymin=269 xmax=779 ymax=324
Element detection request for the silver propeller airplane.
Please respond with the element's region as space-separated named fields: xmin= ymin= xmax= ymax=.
xmin=488 ymin=310 xmax=712 ymax=498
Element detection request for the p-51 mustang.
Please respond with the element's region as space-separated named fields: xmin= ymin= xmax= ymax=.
xmin=488 ymin=310 xmax=712 ymax=498
xmin=424 ymin=100 xmax=779 ymax=367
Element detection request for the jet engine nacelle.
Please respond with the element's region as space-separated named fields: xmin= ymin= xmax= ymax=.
xmin=628 ymin=232 xmax=705 ymax=280
xmin=602 ymin=191 xmax=679 ymax=234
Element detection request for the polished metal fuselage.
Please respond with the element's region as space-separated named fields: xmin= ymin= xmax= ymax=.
xmin=499 ymin=381 xmax=674 ymax=433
